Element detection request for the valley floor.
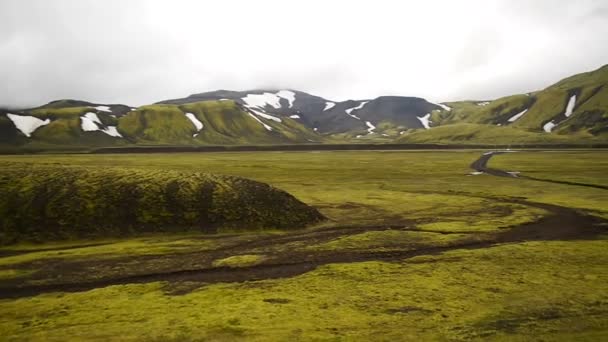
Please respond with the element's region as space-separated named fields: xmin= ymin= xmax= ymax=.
xmin=0 ymin=150 xmax=607 ymax=340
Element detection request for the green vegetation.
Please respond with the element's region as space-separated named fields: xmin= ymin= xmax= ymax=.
xmin=557 ymin=86 xmax=608 ymax=136
xmin=116 ymin=100 xmax=322 ymax=146
xmin=419 ymin=64 xmax=608 ymax=141
xmin=29 ymin=106 xmax=90 ymax=119
xmin=31 ymin=116 xmax=81 ymax=143
xmin=2 ymin=99 xmax=325 ymax=149
xmin=1 ymin=105 xmax=125 ymax=147
xmin=0 ymin=163 xmax=323 ymax=244
xmin=212 ymin=254 xmax=267 ymax=268
xmin=398 ymin=123 xmax=594 ymax=144
xmin=490 ymin=151 xmax=608 ymax=191
xmin=0 ymin=236 xmax=225 ymax=267
xmin=416 ymin=202 xmax=547 ymax=233
xmin=0 ymin=150 xmax=606 ymax=340
xmin=2 ymin=65 xmax=606 ymax=149
xmin=307 ymin=230 xmax=474 ymax=251
xmin=439 ymin=94 xmax=533 ymax=125
xmin=2 ymin=151 xmax=606 ymax=217
xmin=181 ymin=100 xmax=271 ymax=144
xmin=118 ymin=104 xmax=199 ymax=144
xmin=1 ymin=239 xmax=607 ymax=341
xmin=31 ymin=116 xmax=122 ymax=146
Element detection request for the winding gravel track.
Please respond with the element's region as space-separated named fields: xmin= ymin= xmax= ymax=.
xmin=471 ymin=151 xmax=608 ymax=190
xmin=470 ymin=151 xmax=517 ymax=177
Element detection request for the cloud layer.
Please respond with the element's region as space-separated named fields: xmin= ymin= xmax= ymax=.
xmin=1 ymin=0 xmax=607 ymax=107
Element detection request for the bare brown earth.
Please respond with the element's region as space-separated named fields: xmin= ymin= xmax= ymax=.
xmin=0 ymin=195 xmax=605 ymax=300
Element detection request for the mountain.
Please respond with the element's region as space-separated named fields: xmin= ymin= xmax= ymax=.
xmin=1 ymin=64 xmax=607 ymax=150
xmin=403 ymin=64 xmax=608 ymax=143
xmin=160 ymin=89 xmax=443 ymax=135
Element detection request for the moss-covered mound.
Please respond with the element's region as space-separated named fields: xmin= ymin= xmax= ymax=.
xmin=0 ymin=164 xmax=324 ymax=244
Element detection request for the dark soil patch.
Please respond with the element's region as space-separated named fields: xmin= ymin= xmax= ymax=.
xmin=0 ymin=242 xmax=116 ymax=258
xmin=385 ymin=306 xmax=434 ymax=314
xmin=0 ymin=197 xmax=605 ymax=300
xmin=263 ymin=298 xmax=291 ymax=304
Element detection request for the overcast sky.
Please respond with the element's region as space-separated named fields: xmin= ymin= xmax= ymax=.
xmin=1 ymin=0 xmax=607 ymax=107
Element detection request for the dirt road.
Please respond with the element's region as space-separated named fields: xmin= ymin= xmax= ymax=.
xmin=471 ymin=151 xmax=608 ymax=190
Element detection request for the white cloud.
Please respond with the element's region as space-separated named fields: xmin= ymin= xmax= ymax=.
xmin=0 ymin=0 xmax=606 ymax=107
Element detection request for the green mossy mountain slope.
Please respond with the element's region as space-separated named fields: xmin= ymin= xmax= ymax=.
xmin=398 ymin=123 xmax=593 ymax=145
xmin=1 ymin=64 xmax=607 ymax=148
xmin=118 ymin=100 xmax=320 ymax=145
xmin=0 ymin=100 xmax=322 ymax=149
xmin=399 ymin=64 xmax=608 ymax=143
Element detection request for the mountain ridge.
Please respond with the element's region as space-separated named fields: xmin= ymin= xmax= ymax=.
xmin=1 ymin=64 xmax=607 ymax=150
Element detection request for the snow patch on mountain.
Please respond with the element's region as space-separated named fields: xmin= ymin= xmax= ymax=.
xmin=93 ymin=105 xmax=112 ymax=113
xmin=477 ymin=102 xmax=490 ymax=106
xmin=6 ymin=114 xmax=51 ymax=137
xmin=248 ymin=108 xmax=282 ymax=122
xmin=241 ymin=92 xmax=288 ymax=126
xmin=324 ymin=102 xmax=335 ymax=111
xmin=185 ymin=112 xmax=204 ymax=131
xmin=289 ymin=115 xmax=300 ymax=119
xmin=345 ymin=101 xmax=369 ymax=115
xmin=242 ymin=93 xmax=282 ymax=109
xmin=79 ymin=112 xmax=122 ymax=137
xmin=564 ymin=95 xmax=576 ymax=117
xmin=242 ymin=90 xmax=295 ymax=109
xmin=246 ymin=112 xmax=273 ymax=131
xmin=346 ymin=113 xmax=361 ymax=120
xmin=508 ymin=109 xmax=528 ymax=122
xmin=101 ymin=126 xmax=122 ymax=138
xmin=81 ymin=113 xmax=102 ymax=131
xmin=85 ymin=112 xmax=102 ymax=124
xmin=365 ymin=121 xmax=376 ymax=134
xmin=543 ymin=121 xmax=556 ymax=132
xmin=433 ymin=102 xmax=451 ymax=111
xmin=276 ymin=90 xmax=296 ymax=108
xmin=344 ymin=101 xmax=368 ymax=120
xmin=417 ymin=113 xmax=432 ymax=129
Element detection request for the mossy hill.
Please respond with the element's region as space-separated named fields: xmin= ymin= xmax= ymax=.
xmin=0 ymin=163 xmax=324 ymax=244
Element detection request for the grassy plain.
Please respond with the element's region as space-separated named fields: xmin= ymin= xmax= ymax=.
xmin=0 ymin=150 xmax=607 ymax=340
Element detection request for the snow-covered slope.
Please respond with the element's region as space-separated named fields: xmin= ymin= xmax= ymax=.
xmin=6 ymin=114 xmax=50 ymax=137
